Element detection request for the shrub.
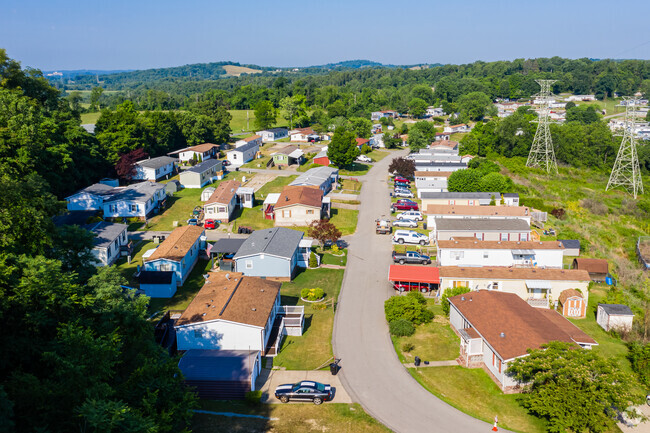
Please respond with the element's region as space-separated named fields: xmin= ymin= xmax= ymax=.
xmin=301 ymin=287 xmax=325 ymax=301
xmin=309 ymin=251 xmax=318 ymax=268
xmin=312 ymin=302 xmax=327 ymax=311
xmin=360 ymin=144 xmax=371 ymax=154
xmin=550 ymin=208 xmax=566 ymax=220
xmin=402 ymin=342 xmax=415 ymax=352
xmin=384 ymin=294 xmax=433 ymax=325
xmin=389 ymin=319 xmax=415 ymax=337
xmin=331 ymin=244 xmax=339 ymax=254
xmin=441 ymin=287 xmax=471 ymax=316
xmin=581 ymin=198 xmax=608 ymax=216
xmin=245 ymin=390 xmax=262 ymax=406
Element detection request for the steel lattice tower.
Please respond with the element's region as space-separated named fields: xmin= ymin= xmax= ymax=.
xmin=526 ymin=80 xmax=558 ymax=174
xmin=606 ymin=97 xmax=644 ymax=198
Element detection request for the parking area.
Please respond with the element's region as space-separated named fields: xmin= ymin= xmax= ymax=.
xmin=256 ymin=368 xmax=352 ymax=404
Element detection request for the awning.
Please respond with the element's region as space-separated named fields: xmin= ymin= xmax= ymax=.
xmin=512 ymin=249 xmax=535 ymax=255
xmin=389 ymin=265 xmax=439 ymax=284
xmin=212 ymin=238 xmax=246 ymax=254
xmin=263 ymin=193 xmax=280 ymax=205
xmin=299 ymin=239 xmax=313 ymax=249
xmin=525 ymin=280 xmax=553 ymax=290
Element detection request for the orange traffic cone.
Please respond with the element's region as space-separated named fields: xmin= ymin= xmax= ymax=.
xmin=492 ymin=422 xmax=498 ymax=432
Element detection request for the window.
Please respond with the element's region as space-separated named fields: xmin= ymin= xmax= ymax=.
xmin=114 ymin=239 xmax=118 ymax=249
xmin=449 ymin=200 xmax=455 ymax=205
xmin=451 ymin=251 xmax=464 ymax=261
xmin=130 ymin=204 xmax=139 ymax=212
xmin=306 ymin=209 xmax=314 ymax=215
xmin=520 ymin=233 xmax=528 ymax=241
xmin=491 ymin=282 xmax=499 ymax=290
xmin=245 ymin=260 xmax=253 ymax=269
xmin=500 ymin=233 xmax=509 ymax=241
xmin=468 ymin=200 xmax=474 ymax=206
xmin=453 ymin=280 xmax=469 ymax=288
xmin=109 ymin=204 xmax=117 ymax=213
xmin=483 ymin=252 xmax=489 ymax=259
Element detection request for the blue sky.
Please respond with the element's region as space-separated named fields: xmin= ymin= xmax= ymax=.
xmin=2 ymin=0 xmax=649 ymax=71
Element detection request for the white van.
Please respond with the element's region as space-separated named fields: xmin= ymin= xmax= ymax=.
xmin=393 ymin=230 xmax=429 ymax=245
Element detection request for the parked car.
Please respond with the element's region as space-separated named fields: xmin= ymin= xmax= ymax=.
xmin=393 ymin=230 xmax=429 ymax=245
xmin=397 ymin=211 xmax=423 ymax=221
xmin=394 ymin=182 xmax=411 ymax=189
xmin=392 ymin=250 xmax=431 ymax=265
xmin=204 ymin=219 xmax=218 ymax=230
xmin=391 ymin=200 xmax=419 ymax=212
xmin=392 ymin=218 xmax=417 ymax=228
xmin=393 ymin=189 xmax=414 ymax=198
xmin=275 ymin=381 xmax=333 ymax=405
xmin=393 ymin=176 xmax=410 ymax=184
xmin=376 ymin=218 xmax=392 ymax=234
xmin=393 ymin=282 xmax=432 ymax=293
xmin=356 ymin=155 xmax=372 ymax=163
xmin=186 ymin=218 xmax=199 ymax=226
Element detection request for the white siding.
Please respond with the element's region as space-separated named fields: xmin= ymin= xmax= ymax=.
xmin=176 ymin=321 xmax=263 ymax=351
xmin=66 ymin=193 xmax=104 ymax=211
xmin=438 ymin=247 xmax=563 ymax=268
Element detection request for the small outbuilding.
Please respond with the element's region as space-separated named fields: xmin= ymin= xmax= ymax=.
xmin=178 ymin=349 xmax=261 ymax=400
xmin=597 ymin=304 xmax=634 ymax=332
xmin=572 ymin=258 xmax=608 ymax=282
xmin=388 ymin=265 xmax=439 ymax=293
xmin=139 ymin=271 xmax=177 ymax=298
xmin=559 ymin=239 xmax=581 ymax=256
xmin=165 ymin=180 xmax=181 ymax=195
xmin=558 ymin=289 xmax=586 ymax=318
xmin=201 ymin=187 xmax=216 ymax=202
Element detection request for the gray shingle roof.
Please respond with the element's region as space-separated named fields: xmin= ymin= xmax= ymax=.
xmin=598 ymin=304 xmax=634 ymax=316
xmin=233 ymin=227 xmax=303 ymax=260
xmin=289 ymin=166 xmax=338 ymax=188
xmin=229 ymin=141 xmax=259 ymax=153
xmin=559 ymin=239 xmax=581 ymax=250
xmin=420 ymin=192 xmax=502 ymax=200
xmin=83 ymin=221 xmax=127 ymax=248
xmin=185 ymin=159 xmax=221 ymax=173
xmin=212 ymin=238 xmax=246 ymax=254
xmin=66 ymin=183 xmax=116 ymax=199
xmin=256 ymin=127 xmax=288 ymax=134
xmin=104 ymin=182 xmax=166 ymax=204
xmin=136 ymin=156 xmax=176 ymax=170
xmin=434 ymin=218 xmax=530 ymax=232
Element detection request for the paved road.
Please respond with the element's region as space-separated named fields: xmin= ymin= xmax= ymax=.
xmin=332 ymin=149 xmax=497 ymax=432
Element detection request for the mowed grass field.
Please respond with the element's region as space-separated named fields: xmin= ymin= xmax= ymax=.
xmin=229 ymin=109 xmax=291 ymax=133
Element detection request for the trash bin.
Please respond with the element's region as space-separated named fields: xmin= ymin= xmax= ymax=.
xmin=422 ymin=223 xmax=427 ymax=230
xmin=606 ymin=276 xmax=613 ymax=285
xmin=414 ymin=356 xmax=421 ymax=367
xmin=329 ymin=359 xmax=341 ymax=375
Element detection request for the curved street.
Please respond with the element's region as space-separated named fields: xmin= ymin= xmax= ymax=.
xmin=332 ymin=150 xmax=498 ymax=432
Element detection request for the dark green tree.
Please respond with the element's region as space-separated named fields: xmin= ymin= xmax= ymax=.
xmin=327 ymin=127 xmax=359 ymax=167
xmin=447 ymin=169 xmax=482 ymax=192
xmin=253 ymin=100 xmax=276 ymax=130
xmin=457 ymin=91 xmax=491 ymax=120
xmin=408 ymin=97 xmax=428 ymax=118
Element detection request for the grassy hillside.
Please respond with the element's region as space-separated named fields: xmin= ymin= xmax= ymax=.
xmin=500 ymin=156 xmax=649 ymax=293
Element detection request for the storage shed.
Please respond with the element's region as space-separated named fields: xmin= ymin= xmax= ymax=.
xmin=139 ymin=271 xmax=177 ymax=298
xmin=201 ymin=187 xmax=216 ymax=202
xmin=559 ymin=239 xmax=581 ymax=256
xmin=597 ymin=304 xmax=634 ymax=332
xmin=572 ymin=258 xmax=608 ymax=282
xmin=558 ymin=289 xmax=586 ymax=318
xmin=178 ymin=350 xmax=261 ymax=400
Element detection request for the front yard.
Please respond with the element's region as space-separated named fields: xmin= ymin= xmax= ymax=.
xmin=339 ymin=178 xmax=362 ymax=194
xmin=272 ymin=268 xmax=345 ymax=370
xmin=193 ymin=401 xmax=389 ymax=433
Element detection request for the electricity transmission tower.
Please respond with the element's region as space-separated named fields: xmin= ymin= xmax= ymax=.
xmin=606 ymin=97 xmax=644 ymax=198
xmin=526 ymin=80 xmax=558 ymax=174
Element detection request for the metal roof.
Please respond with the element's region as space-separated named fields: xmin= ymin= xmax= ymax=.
xmin=525 ymin=280 xmax=553 ymax=290
xmin=184 ymin=158 xmax=221 ymax=173
xmin=233 ymin=227 xmax=303 ymax=260
xmin=289 ymin=166 xmax=338 ymax=188
xmin=178 ymin=350 xmax=259 ymax=381
xmin=434 ymin=218 xmax=530 ymax=232
xmin=135 ymin=156 xmax=176 ymax=170
xmin=104 ymin=182 xmax=166 ymax=204
xmin=212 ymin=238 xmax=246 ymax=254
xmin=229 ymin=140 xmax=259 ymax=153
xmin=420 ymin=192 xmax=506 ymax=200
xmin=598 ymin=304 xmax=634 ymax=316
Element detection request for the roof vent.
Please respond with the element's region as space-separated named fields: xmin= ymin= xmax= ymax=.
xmin=260 ymin=289 xmax=265 ymax=292
xmin=251 ymin=308 xmax=257 ymax=311
xmin=202 ymin=313 xmax=207 ymax=316
xmin=500 ymin=332 xmax=505 ymax=338
xmin=461 ymin=296 xmax=466 ymax=301
xmin=225 ymin=273 xmax=230 ymax=280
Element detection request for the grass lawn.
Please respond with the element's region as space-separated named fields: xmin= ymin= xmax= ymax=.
xmin=272 ymin=268 xmax=345 ymax=370
xmin=340 ymin=178 xmax=362 ymax=194
xmin=256 ymin=175 xmax=298 ymax=196
xmin=366 ymin=149 xmax=391 ymax=162
xmin=327 ymin=208 xmax=358 ymax=236
xmin=242 ymin=155 xmax=271 ymax=169
xmin=115 ymin=240 xmax=156 ymax=284
xmin=80 ymin=112 xmax=101 ymax=124
xmin=338 ymin=162 xmax=371 ymax=176
xmin=410 ymin=366 xmax=548 ymax=433
xmin=391 ymin=302 xmax=459 ymax=363
xmin=145 ymin=172 xmax=252 ymax=231
xmin=229 ymin=110 xmax=290 ymax=133
xmin=317 ymin=247 xmax=347 ymax=266
xmin=193 ymin=401 xmax=389 ymax=433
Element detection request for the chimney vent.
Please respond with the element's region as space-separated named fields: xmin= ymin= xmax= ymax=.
xmin=500 ymin=332 xmax=505 ymax=338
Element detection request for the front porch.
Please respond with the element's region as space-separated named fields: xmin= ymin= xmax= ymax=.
xmin=264 ymin=305 xmax=305 ymax=357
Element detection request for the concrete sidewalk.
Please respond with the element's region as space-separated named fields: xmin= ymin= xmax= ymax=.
xmin=256 ymin=368 xmax=352 ymax=404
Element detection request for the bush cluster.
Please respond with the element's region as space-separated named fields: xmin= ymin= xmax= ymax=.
xmin=389 ymin=319 xmax=415 ymax=337
xmin=301 ymin=287 xmax=325 ymax=301
xmin=384 ymin=291 xmax=434 ymax=326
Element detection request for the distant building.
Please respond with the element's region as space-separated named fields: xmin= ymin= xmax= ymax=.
xmin=168 ymin=143 xmax=220 ymax=163
xmin=133 ymin=156 xmax=177 ymax=181
xmin=256 ymin=127 xmax=289 ymax=142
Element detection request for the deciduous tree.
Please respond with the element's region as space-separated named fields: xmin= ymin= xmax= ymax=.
xmin=388 ymin=157 xmax=415 ymax=178
xmin=307 ymin=219 xmax=342 ymax=246
xmin=115 ymin=148 xmax=148 ymax=181
xmin=253 ymin=100 xmax=276 ymax=130
xmin=327 ymin=127 xmax=359 ymax=167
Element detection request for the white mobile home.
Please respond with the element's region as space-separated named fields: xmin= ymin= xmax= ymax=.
xmin=436 ymin=239 xmax=565 ymax=268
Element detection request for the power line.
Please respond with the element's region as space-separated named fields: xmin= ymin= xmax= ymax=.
xmin=526 ymin=80 xmax=558 ymax=174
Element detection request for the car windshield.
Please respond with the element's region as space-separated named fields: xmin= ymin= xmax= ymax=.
xmin=314 ymin=382 xmax=325 ymax=392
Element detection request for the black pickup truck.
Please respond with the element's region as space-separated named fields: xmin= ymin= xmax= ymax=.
xmin=392 ymin=250 xmax=431 ymax=265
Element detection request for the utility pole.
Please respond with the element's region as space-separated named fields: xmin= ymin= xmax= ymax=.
xmin=606 ymin=97 xmax=644 ymax=198
xmin=526 ymin=80 xmax=558 ymax=174
xmin=246 ymin=110 xmax=249 ymax=131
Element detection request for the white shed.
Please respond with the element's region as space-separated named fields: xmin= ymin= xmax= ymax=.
xmin=201 ymin=187 xmax=216 ymax=202
xmin=596 ymin=304 xmax=634 ymax=332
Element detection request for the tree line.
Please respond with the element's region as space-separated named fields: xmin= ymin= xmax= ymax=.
xmin=0 ymin=49 xmax=196 ymax=432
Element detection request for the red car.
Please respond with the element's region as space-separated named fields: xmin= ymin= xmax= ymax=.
xmin=204 ymin=219 xmax=217 ymax=230
xmin=394 ymin=176 xmax=410 ymax=184
xmin=393 ymin=282 xmax=431 ymax=293
xmin=391 ymin=200 xmax=419 ymax=212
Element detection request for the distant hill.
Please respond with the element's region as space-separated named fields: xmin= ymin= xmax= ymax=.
xmin=43 ymin=69 xmax=134 ymax=78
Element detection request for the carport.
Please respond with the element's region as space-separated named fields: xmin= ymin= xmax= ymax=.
xmin=210 ymin=238 xmax=246 ymax=271
xmin=388 ymin=265 xmax=439 ymax=294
